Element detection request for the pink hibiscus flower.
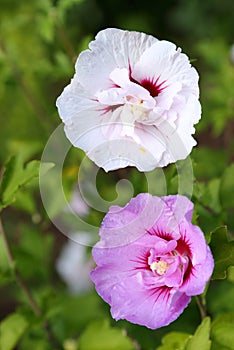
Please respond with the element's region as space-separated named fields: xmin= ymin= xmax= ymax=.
xmin=56 ymin=28 xmax=201 ymax=172
xmin=91 ymin=194 xmax=213 ymax=329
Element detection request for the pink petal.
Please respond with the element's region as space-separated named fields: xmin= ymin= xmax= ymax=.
xmin=108 ymin=274 xmax=191 ymax=329
xmin=92 ymin=262 xmax=182 ymax=329
xmin=179 ymin=221 xmax=207 ymax=265
xmin=98 ymin=193 xmax=165 ymax=247
xmin=180 ymin=247 xmax=214 ymax=296
xmin=162 ymin=195 xmax=194 ymax=223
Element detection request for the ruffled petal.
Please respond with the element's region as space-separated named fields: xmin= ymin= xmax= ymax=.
xmin=91 ymin=240 xmax=201 ymax=328
xmin=132 ymin=40 xmax=199 ymax=90
xmin=56 ymin=79 xmax=97 ymax=124
xmin=162 ymin=195 xmax=194 ymax=223
xmin=179 ymin=221 xmax=208 ymax=265
xmin=98 ymin=193 xmax=165 ymax=247
xmin=76 ymin=28 xmax=158 ymax=94
xmin=149 ymin=195 xmax=194 ymax=237
xmin=108 ymin=274 xmax=191 ymax=329
xmin=180 ymin=246 xmax=214 ymax=295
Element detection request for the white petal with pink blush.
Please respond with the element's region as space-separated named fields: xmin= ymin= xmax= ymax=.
xmin=57 ymin=28 xmax=201 ymax=172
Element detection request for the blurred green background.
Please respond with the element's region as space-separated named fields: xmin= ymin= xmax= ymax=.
xmin=1 ymin=1 xmax=234 ymax=349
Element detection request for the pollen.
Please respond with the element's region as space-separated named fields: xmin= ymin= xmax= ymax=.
xmin=130 ymin=104 xmax=145 ymax=119
xmin=150 ymin=260 xmax=169 ymax=275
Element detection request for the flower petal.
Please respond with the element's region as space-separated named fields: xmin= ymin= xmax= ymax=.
xmin=132 ymin=40 xmax=198 ymax=91
xmin=162 ymin=195 xmax=194 ymax=223
xmin=91 ymin=264 xmax=190 ymax=330
xmin=76 ymin=28 xmax=158 ymax=94
xmin=109 ymin=274 xmax=191 ymax=329
xmin=56 ymin=80 xmax=97 ymax=124
xmin=98 ymin=193 xmax=165 ymax=247
xmin=180 ymin=246 xmax=214 ymax=295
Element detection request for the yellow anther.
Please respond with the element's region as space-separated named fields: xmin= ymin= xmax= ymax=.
xmin=150 ymin=260 xmax=169 ymax=275
xmin=130 ymin=104 xmax=145 ymax=119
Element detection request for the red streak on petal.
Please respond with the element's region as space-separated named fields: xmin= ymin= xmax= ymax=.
xmin=129 ymin=63 xmax=167 ymax=97
xmin=182 ymin=259 xmax=193 ymax=285
xmin=140 ymin=77 xmax=166 ymax=97
xmin=146 ymin=227 xmax=173 ymax=241
xmin=176 ymin=238 xmax=191 ymax=257
xmin=130 ymin=251 xmax=151 ymax=271
xmin=95 ymin=104 xmax=122 ymax=116
xmin=152 ymin=286 xmax=171 ymax=304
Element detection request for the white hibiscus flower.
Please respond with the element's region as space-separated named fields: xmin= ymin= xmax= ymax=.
xmin=57 ymin=28 xmax=201 ymax=172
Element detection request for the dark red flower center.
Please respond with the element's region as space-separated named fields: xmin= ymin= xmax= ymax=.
xmin=175 ymin=238 xmax=191 ymax=257
xmin=130 ymin=72 xmax=166 ymax=97
xmin=140 ymin=78 xmax=166 ymax=97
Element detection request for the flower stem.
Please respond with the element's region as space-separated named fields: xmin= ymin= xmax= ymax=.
xmin=0 ymin=216 xmax=61 ymax=349
xmin=195 ymin=295 xmax=207 ymax=320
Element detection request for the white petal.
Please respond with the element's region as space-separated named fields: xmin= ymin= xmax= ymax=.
xmin=134 ymin=124 xmax=166 ymax=158
xmin=96 ymin=88 xmax=124 ymax=106
xmin=63 ymin=109 xmax=116 ymax=152
xmin=155 ymin=82 xmax=182 ymax=110
xmin=76 ymin=28 xmax=158 ymax=94
xmin=109 ymin=68 xmax=130 ymax=88
xmin=87 ymin=122 xmax=170 ymax=172
xmin=56 ymin=78 xmax=97 ymax=124
xmin=157 ymin=122 xmax=197 ymax=167
xmin=132 ymin=40 xmax=198 ymax=88
xmin=109 ymin=68 xmax=154 ymax=102
xmin=87 ymin=138 xmax=160 ymax=172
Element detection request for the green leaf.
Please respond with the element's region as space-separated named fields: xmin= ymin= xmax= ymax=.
xmin=156 ymin=332 xmax=191 ymax=350
xmin=0 ymin=232 xmax=10 ymax=271
xmin=12 ymin=189 xmax=36 ymax=214
xmin=0 ymin=233 xmax=14 ymax=287
xmin=14 ymin=223 xmax=54 ymax=281
xmin=211 ymin=313 xmax=234 ymax=349
xmin=210 ymin=226 xmax=234 ymax=279
xmin=56 ymin=293 xmax=107 ymax=333
xmin=185 ymin=317 xmax=211 ymax=350
xmin=0 ymin=154 xmax=54 ymax=211
xmin=63 ymin=338 xmax=78 ymax=350
xmin=39 ymin=161 xmax=55 ymax=177
xmin=78 ymin=320 xmax=136 ymax=350
xmin=17 ymin=320 xmax=52 ymax=350
xmin=0 ymin=313 xmax=29 ymax=350
xmin=193 ymin=147 xmax=228 ymax=180
xmin=220 ymin=163 xmax=234 ymax=209
xmin=207 ymin=277 xmax=234 ymax=317
xmin=0 ymin=156 xmax=38 ymax=209
xmin=7 ymin=139 xmax=42 ymax=162
xmin=202 ymin=178 xmax=222 ymax=214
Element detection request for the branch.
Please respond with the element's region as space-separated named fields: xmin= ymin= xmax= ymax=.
xmin=195 ymin=295 xmax=207 ymax=321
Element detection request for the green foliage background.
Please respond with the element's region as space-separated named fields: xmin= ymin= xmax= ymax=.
xmin=1 ymin=0 xmax=234 ymax=349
